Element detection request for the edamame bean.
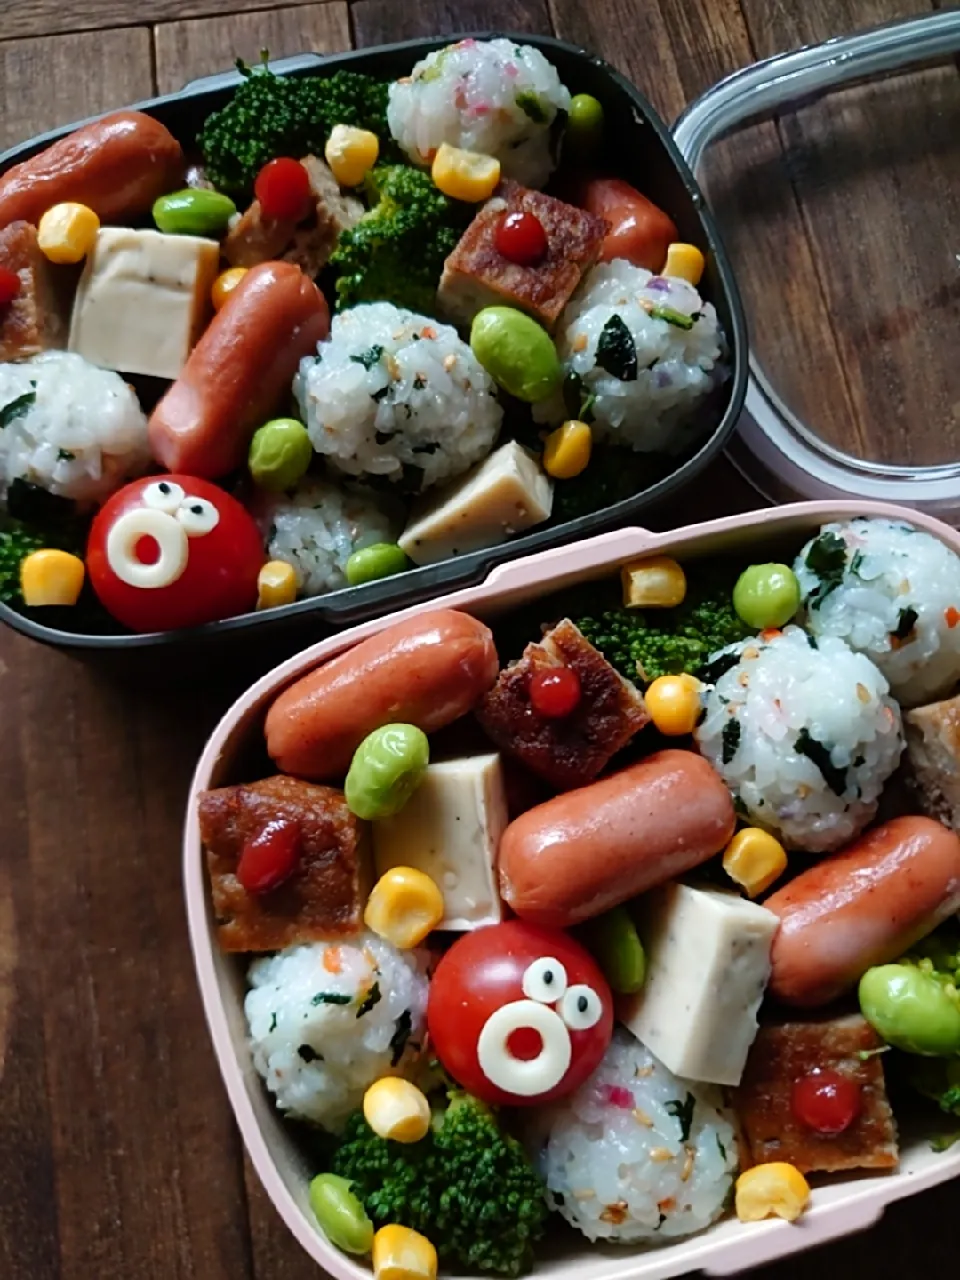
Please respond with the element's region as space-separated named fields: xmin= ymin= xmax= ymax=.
xmin=470 ymin=307 xmax=563 ymax=403
xmin=308 ymin=1173 xmax=374 ymax=1255
xmin=859 ymin=964 xmax=960 ymax=1056
xmin=346 ymin=542 xmax=409 ymax=587
xmin=733 ymin=563 xmax=801 ymax=630
xmin=152 ymin=188 xmax=237 ymax=236
xmin=580 ymin=905 xmax=646 ymax=994
xmin=567 ymin=93 xmax=605 ymax=154
xmin=346 ymin=723 xmax=430 ymax=820
xmin=248 ymin=418 xmax=313 ymax=491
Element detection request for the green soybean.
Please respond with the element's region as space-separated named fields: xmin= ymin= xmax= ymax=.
xmin=567 ymin=93 xmax=605 ymax=154
xmin=308 ymin=1174 xmax=374 ymax=1255
xmin=345 ymin=723 xmax=430 ymax=820
xmin=249 ymin=418 xmax=313 ymax=491
xmin=732 ymin=563 xmax=801 ymax=630
xmin=580 ymin=905 xmax=646 ymax=994
xmin=470 ymin=307 xmax=563 ymax=403
xmin=859 ymin=964 xmax=960 ymax=1056
xmin=153 ymin=188 xmax=237 ymax=236
xmin=345 ymin=542 xmax=409 ymax=587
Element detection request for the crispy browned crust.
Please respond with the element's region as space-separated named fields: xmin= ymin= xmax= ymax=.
xmin=905 ymin=693 xmax=960 ymax=833
xmin=734 ymin=1014 xmax=899 ymax=1174
xmin=199 ymin=775 xmax=371 ymax=952
xmin=0 ymin=220 xmax=67 ymax=360
xmin=476 ymin=619 xmax=649 ymax=790
xmin=438 ymin=180 xmax=608 ymax=330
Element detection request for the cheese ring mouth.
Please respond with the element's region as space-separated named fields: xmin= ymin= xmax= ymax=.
xmin=476 ymin=999 xmax=572 ymax=1097
xmin=105 ymin=507 xmax=189 ymax=589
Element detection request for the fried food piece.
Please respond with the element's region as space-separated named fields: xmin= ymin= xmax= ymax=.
xmin=0 ymin=220 xmax=67 ymax=360
xmin=199 ymin=774 xmax=371 ymax=952
xmin=905 ymin=692 xmax=960 ymax=834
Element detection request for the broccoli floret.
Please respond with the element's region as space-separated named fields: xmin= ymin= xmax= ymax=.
xmin=197 ymin=56 xmax=392 ymax=196
xmin=330 ymin=1090 xmax=547 ymax=1276
xmin=329 ymin=164 xmax=469 ymax=314
xmin=551 ymin=446 xmax=672 ymax=523
xmin=906 ymin=1057 xmax=960 ymax=1121
xmin=0 ymin=522 xmax=46 ymax=606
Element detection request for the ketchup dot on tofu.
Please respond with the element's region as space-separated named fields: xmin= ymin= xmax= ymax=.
xmin=530 ymin=667 xmax=581 ymax=718
xmin=791 ymin=1069 xmax=862 ymax=1136
xmin=238 ymin=819 xmax=302 ymax=895
xmin=496 ymin=211 xmax=548 ymax=266
xmin=255 ymin=158 xmax=312 ymax=222
xmin=0 ymin=266 xmax=21 ymax=306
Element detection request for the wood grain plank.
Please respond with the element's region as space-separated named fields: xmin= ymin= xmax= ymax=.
xmin=0 ymin=0 xmax=339 ymax=43
xmin=153 ymin=2 xmax=350 ymax=96
xmin=352 ymin=0 xmax=552 ymax=48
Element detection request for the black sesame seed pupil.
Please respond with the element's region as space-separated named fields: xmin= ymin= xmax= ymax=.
xmin=190 ymin=504 xmax=203 ymax=515
xmin=158 ymin=482 xmax=171 ymax=494
xmin=543 ymin=971 xmax=553 ymax=985
xmin=577 ymin=995 xmax=588 ymax=1013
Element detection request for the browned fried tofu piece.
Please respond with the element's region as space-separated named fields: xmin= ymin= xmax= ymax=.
xmin=438 ymin=180 xmax=608 ymax=331
xmin=199 ymin=774 xmax=371 ymax=952
xmin=735 ymin=1014 xmax=898 ymax=1175
xmin=905 ymin=693 xmax=960 ymax=833
xmin=0 ymin=220 xmax=67 ymax=361
xmin=476 ymin=619 xmax=648 ymax=790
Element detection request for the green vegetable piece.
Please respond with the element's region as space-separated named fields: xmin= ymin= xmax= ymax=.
xmin=469 ymin=307 xmax=562 ymax=403
xmin=566 ymin=93 xmax=604 ymax=154
xmin=515 ymin=90 xmax=549 ymax=124
xmin=906 ymin=1056 xmax=960 ymax=1118
xmin=732 ymin=563 xmax=801 ymax=629
xmin=248 ymin=418 xmax=313 ymax=491
xmin=345 ymin=723 xmax=429 ymax=820
xmin=580 ymin=905 xmax=646 ymax=994
xmin=345 ymin=542 xmax=409 ymax=587
xmin=649 ymin=304 xmax=695 ymax=330
xmin=308 ymin=1173 xmax=374 ymax=1255
xmin=152 ymin=188 xmax=237 ymax=236
xmin=0 ymin=389 xmax=37 ymax=430
xmin=859 ymin=964 xmax=960 ymax=1056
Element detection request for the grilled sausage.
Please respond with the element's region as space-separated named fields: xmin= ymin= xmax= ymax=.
xmin=575 ymin=178 xmax=678 ymax=271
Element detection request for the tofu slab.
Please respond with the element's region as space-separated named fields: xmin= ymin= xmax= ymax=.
xmin=905 ymin=692 xmax=960 ymax=833
xmin=619 ymin=882 xmax=778 ymax=1086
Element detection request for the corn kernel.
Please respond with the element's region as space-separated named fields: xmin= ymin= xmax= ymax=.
xmin=36 ymin=202 xmax=100 ymax=264
xmin=543 ymin=420 xmax=592 ymax=479
xmin=325 ymin=124 xmax=381 ymax=188
xmin=211 ymin=266 xmax=248 ymax=311
xmin=622 ymin=555 xmax=687 ymax=609
xmin=363 ymin=1077 xmax=431 ymax=1143
xmin=373 ymin=1225 xmax=438 ymax=1280
xmin=20 ymin=549 xmax=85 ymax=606
xmin=256 ymin=560 xmax=297 ymax=610
xmin=662 ymin=242 xmax=706 ymax=286
xmin=735 ymin=1163 xmax=810 ymax=1223
xmin=364 ymin=866 xmax=445 ymax=950
xmin=723 ymin=827 xmax=788 ymax=898
xmin=644 ymin=674 xmax=702 ymax=737
xmin=431 ymin=143 xmax=501 ymax=203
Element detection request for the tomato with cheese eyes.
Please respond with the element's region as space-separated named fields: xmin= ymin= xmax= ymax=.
xmin=86 ymin=475 xmax=265 ymax=632
xmin=427 ymin=920 xmax=614 ymax=1106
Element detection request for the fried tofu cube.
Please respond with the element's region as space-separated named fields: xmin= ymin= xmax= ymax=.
xmin=735 ymin=1014 xmax=899 ymax=1174
xmin=199 ymin=775 xmax=372 ymax=952
xmin=438 ymin=180 xmax=608 ymax=331
xmin=905 ymin=693 xmax=960 ymax=834
xmin=476 ymin=618 xmax=649 ymax=790
xmin=0 ymin=220 xmax=68 ymax=361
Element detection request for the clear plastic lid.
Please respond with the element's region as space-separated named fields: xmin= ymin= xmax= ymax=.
xmin=674 ymin=10 xmax=960 ymax=518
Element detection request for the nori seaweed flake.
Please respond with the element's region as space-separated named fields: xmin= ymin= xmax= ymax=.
xmin=804 ymin=531 xmax=848 ymax=609
xmin=795 ymin=728 xmax=847 ymax=796
xmin=721 ymin=718 xmax=741 ymax=764
xmin=388 ymin=1010 xmax=412 ymax=1066
xmin=595 ymin=315 xmax=638 ymax=382
xmin=893 ymin=606 xmax=919 ymax=641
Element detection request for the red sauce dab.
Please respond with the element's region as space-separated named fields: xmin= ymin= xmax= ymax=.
xmin=530 ymin=668 xmax=581 ymax=719
xmin=237 ymin=819 xmax=302 ymax=895
xmin=495 ymin=211 xmax=548 ymax=266
xmin=791 ymin=1068 xmax=862 ymax=1136
xmin=0 ymin=266 xmax=21 ymax=306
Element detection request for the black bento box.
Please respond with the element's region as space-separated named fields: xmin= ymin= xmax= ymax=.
xmin=0 ymin=33 xmax=747 ymax=668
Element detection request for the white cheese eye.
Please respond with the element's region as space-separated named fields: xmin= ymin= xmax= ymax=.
xmin=560 ymin=985 xmax=604 ymax=1031
xmin=176 ymin=496 xmax=220 ymax=536
xmin=141 ymin=480 xmax=185 ymax=513
xmin=476 ymin=1001 xmax=572 ymax=1097
xmin=105 ymin=509 xmax=188 ymax=589
xmin=522 ymin=958 xmax=567 ymax=1004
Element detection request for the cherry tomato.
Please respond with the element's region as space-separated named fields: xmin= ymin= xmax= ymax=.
xmin=86 ymin=475 xmax=265 ymax=633
xmin=255 ymin=158 xmax=312 ymax=221
xmin=0 ymin=265 xmax=21 ymax=306
xmin=495 ymin=211 xmax=548 ymax=266
xmin=427 ymin=920 xmax=613 ymax=1106
xmin=238 ymin=820 xmax=302 ymax=894
xmin=791 ymin=1069 xmax=862 ymax=1136
xmin=530 ymin=668 xmax=581 ymax=718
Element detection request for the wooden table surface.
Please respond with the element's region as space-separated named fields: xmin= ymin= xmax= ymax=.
xmin=1 ymin=0 xmax=958 ymax=1276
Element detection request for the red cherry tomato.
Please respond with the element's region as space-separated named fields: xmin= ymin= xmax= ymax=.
xmin=0 ymin=265 xmax=21 ymax=306
xmin=255 ymin=158 xmax=312 ymax=221
xmin=530 ymin=668 xmax=581 ymax=718
xmin=791 ymin=1069 xmax=862 ymax=1136
xmin=495 ymin=211 xmax=548 ymax=266
xmin=86 ymin=475 xmax=265 ymax=633
xmin=238 ymin=820 xmax=302 ymax=894
xmin=427 ymin=920 xmax=613 ymax=1106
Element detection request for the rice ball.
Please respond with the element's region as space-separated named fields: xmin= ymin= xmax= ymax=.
xmin=695 ymin=626 xmax=904 ymax=853
xmin=532 ymin=1030 xmax=738 ymax=1243
xmin=0 ymin=351 xmax=150 ymax=507
xmin=534 ymin=261 xmax=727 ymax=452
xmin=387 ymin=38 xmax=571 ymax=189
xmin=294 ymin=303 xmax=503 ymax=493
xmin=795 ymin=518 xmax=960 ymax=708
xmin=245 ymin=933 xmax=430 ymax=1133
